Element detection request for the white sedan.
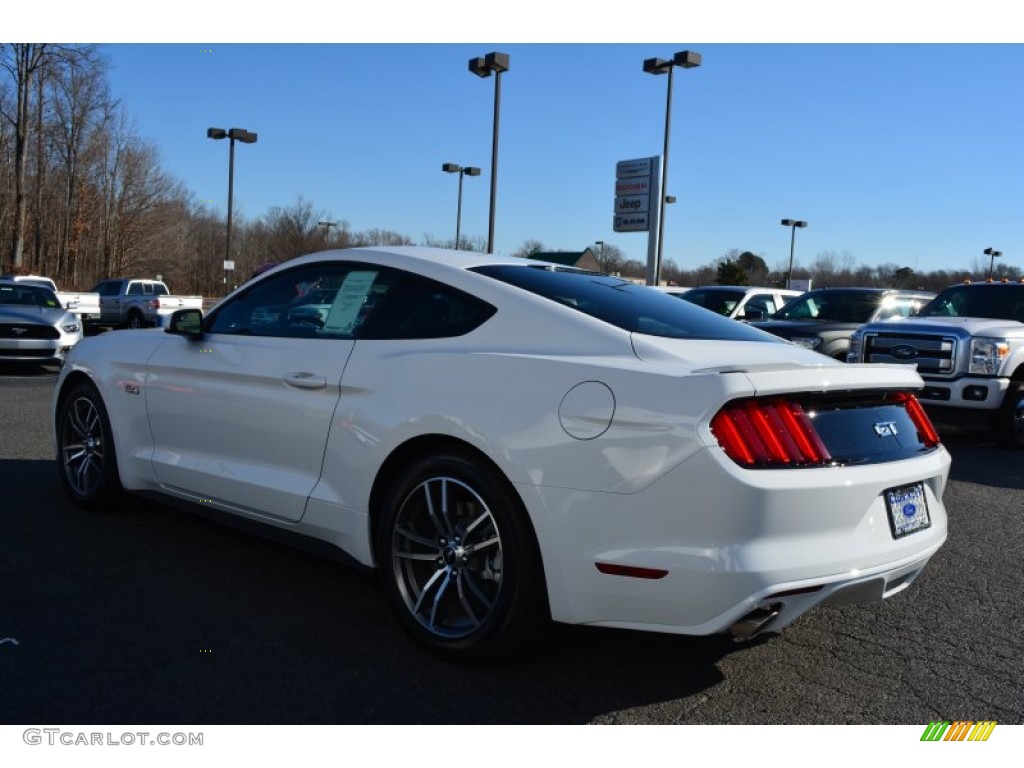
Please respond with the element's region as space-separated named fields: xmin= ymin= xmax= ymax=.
xmin=52 ymin=247 xmax=949 ymax=662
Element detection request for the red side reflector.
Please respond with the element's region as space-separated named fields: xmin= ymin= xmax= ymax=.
xmin=767 ymin=584 xmax=826 ymax=598
xmin=595 ymin=563 xmax=669 ymax=580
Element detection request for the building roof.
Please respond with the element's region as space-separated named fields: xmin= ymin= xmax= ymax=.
xmin=526 ymin=250 xmax=601 ymax=271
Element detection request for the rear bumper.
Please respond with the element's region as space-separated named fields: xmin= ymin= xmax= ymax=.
xmin=526 ymin=444 xmax=950 ymax=637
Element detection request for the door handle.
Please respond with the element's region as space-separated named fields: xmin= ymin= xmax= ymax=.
xmin=283 ymin=371 xmax=327 ymax=390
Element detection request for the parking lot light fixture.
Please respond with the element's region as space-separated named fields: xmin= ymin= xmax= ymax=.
xmin=643 ymin=50 xmax=701 ymax=284
xmin=468 ymin=51 xmax=509 ymax=254
xmin=442 ymin=163 xmax=481 ymax=250
xmin=984 ymin=247 xmax=1003 ymax=280
xmin=207 ymin=126 xmax=258 ymax=267
xmin=318 ymin=221 xmax=338 ymax=243
xmin=780 ymin=218 xmax=808 ymax=289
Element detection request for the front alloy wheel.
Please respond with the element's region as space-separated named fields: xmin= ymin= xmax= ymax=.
xmin=377 ymin=452 xmax=547 ymax=662
xmin=57 ymin=382 xmax=123 ymax=509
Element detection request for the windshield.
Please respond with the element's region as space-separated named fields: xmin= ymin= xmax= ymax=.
xmin=681 ymin=288 xmax=746 ymax=316
xmin=919 ymin=284 xmax=1024 ymax=321
xmin=472 ymin=265 xmax=781 ymax=342
xmin=0 ymin=283 xmax=61 ymax=308
xmin=771 ymin=290 xmax=883 ymax=323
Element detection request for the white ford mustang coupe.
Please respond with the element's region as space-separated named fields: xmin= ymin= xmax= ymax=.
xmin=52 ymin=247 xmax=949 ymax=662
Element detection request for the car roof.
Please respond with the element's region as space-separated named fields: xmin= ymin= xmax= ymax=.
xmin=801 ymin=287 xmax=933 ymax=296
xmin=692 ymin=285 xmax=801 ymax=293
xmin=254 ymin=246 xmax=586 ymax=284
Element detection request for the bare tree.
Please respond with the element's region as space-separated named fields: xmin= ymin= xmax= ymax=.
xmin=511 ymin=239 xmax=544 ymax=258
xmin=0 ymin=44 xmax=49 ymax=270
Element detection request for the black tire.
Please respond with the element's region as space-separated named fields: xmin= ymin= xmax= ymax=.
xmin=126 ymin=311 xmax=146 ymax=329
xmin=375 ymin=450 xmax=549 ymax=664
xmin=56 ymin=381 xmax=124 ymax=510
xmin=994 ymin=381 xmax=1024 ymax=449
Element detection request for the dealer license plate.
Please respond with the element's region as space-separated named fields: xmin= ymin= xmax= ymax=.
xmin=884 ymin=482 xmax=931 ymax=539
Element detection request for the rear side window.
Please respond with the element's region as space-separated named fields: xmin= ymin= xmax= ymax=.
xmin=682 ymin=288 xmax=746 ymax=316
xmin=93 ymin=281 xmax=121 ymax=296
xmin=773 ymin=291 xmax=883 ymax=322
xmin=921 ymin=285 xmax=1024 ymax=320
xmin=473 ymin=265 xmax=781 ymax=342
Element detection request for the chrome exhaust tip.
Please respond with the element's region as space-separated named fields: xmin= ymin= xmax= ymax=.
xmin=729 ymin=604 xmax=781 ymax=642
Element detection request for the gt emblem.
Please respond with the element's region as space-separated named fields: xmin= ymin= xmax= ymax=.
xmin=124 ymin=383 xmax=140 ymax=395
xmin=873 ymin=422 xmax=898 ymax=437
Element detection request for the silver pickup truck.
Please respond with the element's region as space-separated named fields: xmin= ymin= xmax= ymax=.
xmin=91 ymin=279 xmax=203 ymax=329
xmin=848 ymin=281 xmax=1024 ymax=448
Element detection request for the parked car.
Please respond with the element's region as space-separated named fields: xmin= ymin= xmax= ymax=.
xmin=90 ymin=278 xmax=203 ymax=329
xmin=754 ymin=287 xmax=935 ymax=361
xmin=53 ymin=247 xmax=949 ymax=662
xmin=681 ymin=285 xmax=803 ymax=320
xmin=848 ymin=280 xmax=1024 ymax=448
xmin=0 ymin=274 xmax=101 ymax=324
xmin=0 ymin=282 xmax=83 ymax=365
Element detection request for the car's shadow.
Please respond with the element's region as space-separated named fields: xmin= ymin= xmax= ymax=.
xmin=0 ymin=458 xmax=747 ymax=724
xmin=0 ymin=362 xmax=60 ymax=377
xmin=938 ymin=425 xmax=1024 ymax=491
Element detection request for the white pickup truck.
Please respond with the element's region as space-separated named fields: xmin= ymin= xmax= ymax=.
xmin=90 ymin=278 xmax=204 ymax=329
xmin=0 ymin=274 xmax=101 ymax=323
xmin=848 ymin=281 xmax=1024 ymax=448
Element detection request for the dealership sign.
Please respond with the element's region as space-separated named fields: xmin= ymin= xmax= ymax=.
xmin=613 ymin=157 xmax=657 ymax=234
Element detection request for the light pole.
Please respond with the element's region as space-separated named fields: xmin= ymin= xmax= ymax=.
xmin=984 ymin=247 xmax=1003 ymax=279
xmin=468 ymin=51 xmax=509 ymax=254
xmin=442 ymin=163 xmax=481 ymax=250
xmin=594 ymin=240 xmax=605 ymax=270
xmin=207 ymin=127 xmax=257 ymax=266
xmin=780 ymin=219 xmax=808 ymax=289
xmin=643 ymin=50 xmax=701 ymax=284
xmin=318 ymin=221 xmax=338 ymax=244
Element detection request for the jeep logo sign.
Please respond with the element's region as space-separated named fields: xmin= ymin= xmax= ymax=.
xmin=615 ymin=195 xmax=649 ymax=214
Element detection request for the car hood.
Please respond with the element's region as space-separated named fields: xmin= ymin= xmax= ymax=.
xmin=0 ymin=306 xmax=74 ymax=324
xmin=870 ymin=316 xmax=1024 ymax=339
xmin=752 ymin=319 xmax=862 ymax=338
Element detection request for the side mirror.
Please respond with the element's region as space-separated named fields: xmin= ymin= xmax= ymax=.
xmin=165 ymin=308 xmax=204 ymax=340
xmin=742 ymin=307 xmax=766 ymax=320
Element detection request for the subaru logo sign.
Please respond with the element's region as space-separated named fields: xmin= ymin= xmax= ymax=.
xmin=891 ymin=344 xmax=918 ymax=361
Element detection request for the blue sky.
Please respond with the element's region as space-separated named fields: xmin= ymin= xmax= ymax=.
xmin=14 ymin=6 xmax=1024 ymax=275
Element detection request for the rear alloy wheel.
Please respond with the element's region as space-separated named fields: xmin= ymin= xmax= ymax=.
xmin=376 ymin=451 xmax=547 ymax=663
xmin=994 ymin=381 xmax=1024 ymax=449
xmin=57 ymin=382 xmax=124 ymax=510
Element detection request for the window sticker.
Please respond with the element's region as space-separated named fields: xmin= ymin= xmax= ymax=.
xmin=322 ymin=271 xmax=378 ymax=335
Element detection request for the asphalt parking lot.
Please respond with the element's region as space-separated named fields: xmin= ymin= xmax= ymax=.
xmin=1 ymin=364 xmax=1021 ymax=725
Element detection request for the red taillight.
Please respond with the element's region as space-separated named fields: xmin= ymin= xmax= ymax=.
xmin=711 ymin=399 xmax=831 ymax=468
xmin=893 ymin=392 xmax=941 ymax=448
xmin=148 ymin=298 xmax=160 ymax=310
